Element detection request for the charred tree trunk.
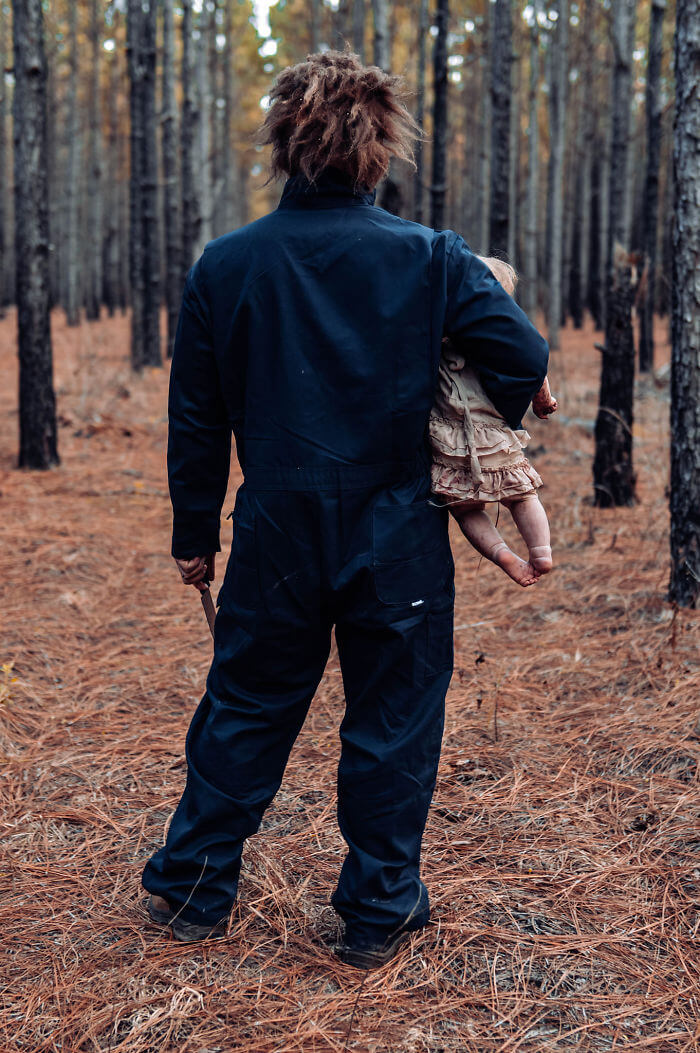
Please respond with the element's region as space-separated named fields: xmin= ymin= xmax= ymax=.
xmin=669 ymin=0 xmax=700 ymax=607
xmin=162 ymin=0 xmax=181 ymax=355
xmin=594 ymin=0 xmax=638 ymax=507
xmin=85 ymin=0 xmax=103 ymax=320
xmin=489 ymin=0 xmax=511 ymax=258
xmin=413 ymin=0 xmax=428 ymax=224
xmin=507 ymin=46 xmax=520 ymax=266
xmin=522 ymin=8 xmax=539 ymax=321
xmin=13 ymin=0 xmax=58 ymax=468
xmin=64 ymin=0 xmax=81 ymax=326
xmin=430 ymin=0 xmax=448 ymax=231
xmin=576 ymin=0 xmax=595 ymax=323
xmin=181 ymin=0 xmax=200 ymax=273
xmin=593 ymin=251 xmax=637 ymax=506
xmin=639 ymin=0 xmax=665 ymax=373
xmin=545 ymin=0 xmax=567 ymax=349
xmin=353 ymin=0 xmax=365 ymax=60
xmin=221 ymin=0 xmax=239 ymax=231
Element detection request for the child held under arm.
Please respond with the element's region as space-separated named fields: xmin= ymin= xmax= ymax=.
xmin=429 ymin=258 xmax=557 ymax=587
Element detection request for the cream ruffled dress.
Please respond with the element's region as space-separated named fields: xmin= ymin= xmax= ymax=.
xmin=429 ymin=342 xmax=542 ymax=508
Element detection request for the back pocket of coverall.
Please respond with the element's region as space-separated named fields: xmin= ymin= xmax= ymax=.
xmin=371 ymin=500 xmax=452 ymax=606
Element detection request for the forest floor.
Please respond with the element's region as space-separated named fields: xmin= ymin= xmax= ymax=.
xmin=0 ymin=308 xmax=698 ymax=1053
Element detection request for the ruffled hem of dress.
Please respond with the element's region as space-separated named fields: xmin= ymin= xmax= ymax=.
xmin=428 ymin=414 xmax=530 ymax=460
xmin=431 ymin=458 xmax=543 ymax=503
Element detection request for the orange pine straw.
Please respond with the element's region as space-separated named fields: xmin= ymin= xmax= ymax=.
xmin=0 ymin=307 xmax=697 ymax=1051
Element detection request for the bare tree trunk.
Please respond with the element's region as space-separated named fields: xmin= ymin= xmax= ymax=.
xmin=162 ymin=0 xmax=181 ymax=356
xmin=13 ymin=0 xmax=58 ymax=468
xmin=507 ymin=44 xmax=519 ymax=266
xmin=413 ymin=0 xmax=428 ymax=224
xmin=128 ymin=0 xmax=146 ymax=369
xmin=141 ymin=0 xmax=160 ymax=366
xmin=104 ymin=35 xmax=121 ymax=317
xmin=64 ymin=0 xmax=81 ymax=326
xmin=545 ymin=0 xmax=567 ymax=349
xmin=607 ymin=0 xmax=637 ymax=265
xmin=477 ymin=8 xmax=492 ymax=253
xmin=489 ymin=0 xmax=511 ymax=258
xmin=593 ymin=249 xmax=637 ymax=506
xmin=669 ymin=0 xmax=700 ymax=607
xmin=594 ymin=0 xmax=638 ymax=508
xmin=430 ymin=0 xmax=448 ymax=231
xmin=0 ymin=0 xmax=7 ymax=316
xmin=85 ymin=0 xmax=103 ymax=320
xmin=353 ymin=0 xmax=365 ymax=60
xmin=522 ymin=7 xmax=539 ymax=321
xmin=577 ymin=0 xmax=595 ymax=323
xmin=309 ymin=0 xmax=320 ymax=51
xmin=371 ymin=0 xmax=389 ymax=71
xmin=195 ymin=1 xmax=213 ymax=254
xmin=181 ymin=0 xmax=200 ymax=273
xmin=639 ymin=0 xmax=665 ymax=373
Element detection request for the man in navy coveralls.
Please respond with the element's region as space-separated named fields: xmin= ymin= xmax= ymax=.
xmin=142 ymin=51 xmax=548 ymax=968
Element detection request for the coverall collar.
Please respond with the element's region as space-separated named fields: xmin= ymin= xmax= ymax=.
xmin=277 ymin=167 xmax=377 ymax=209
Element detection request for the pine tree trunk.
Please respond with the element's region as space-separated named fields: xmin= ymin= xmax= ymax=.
xmin=607 ymin=0 xmax=637 ymax=264
xmin=162 ymin=0 xmax=181 ymax=356
xmin=353 ymin=0 xmax=365 ymax=60
xmin=13 ymin=0 xmax=59 ymax=468
xmin=507 ymin=45 xmax=519 ymax=266
xmin=127 ymin=0 xmax=145 ymax=369
xmin=577 ymin=0 xmax=595 ymax=322
xmin=85 ymin=0 xmax=103 ymax=321
xmin=141 ymin=0 xmax=160 ymax=366
xmin=195 ymin=2 xmax=213 ymax=255
xmin=477 ymin=8 xmax=492 ymax=253
xmin=430 ymin=0 xmax=448 ymax=231
xmin=221 ymin=0 xmax=239 ymax=231
xmin=181 ymin=0 xmax=200 ymax=273
xmin=596 ymin=126 xmax=611 ymax=330
xmin=64 ymin=0 xmax=81 ymax=326
xmin=371 ymin=0 xmax=389 ymax=71
xmin=0 ymin=0 xmax=7 ymax=316
xmin=104 ymin=36 xmax=121 ymax=317
xmin=594 ymin=0 xmax=638 ymax=508
xmin=413 ymin=0 xmax=428 ymax=224
xmin=309 ymin=0 xmax=320 ymax=51
xmin=639 ymin=0 xmax=665 ymax=373
xmin=489 ymin=0 xmax=511 ymax=258
xmin=522 ymin=10 xmax=539 ymax=322
xmin=669 ymin=0 xmax=700 ymax=608
xmin=545 ymin=0 xmax=567 ymax=350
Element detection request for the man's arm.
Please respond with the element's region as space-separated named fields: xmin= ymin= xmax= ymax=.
xmin=168 ymin=254 xmax=231 ymax=560
xmin=444 ymin=234 xmax=549 ymax=430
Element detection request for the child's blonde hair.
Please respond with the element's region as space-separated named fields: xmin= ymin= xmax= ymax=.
xmin=478 ymin=256 xmax=517 ymax=297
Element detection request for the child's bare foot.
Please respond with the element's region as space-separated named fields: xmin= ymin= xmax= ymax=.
xmin=490 ymin=542 xmax=541 ymax=587
xmin=529 ymin=545 xmax=553 ymax=575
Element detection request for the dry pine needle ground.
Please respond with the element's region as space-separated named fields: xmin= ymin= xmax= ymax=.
xmin=0 ymin=308 xmax=698 ymax=1052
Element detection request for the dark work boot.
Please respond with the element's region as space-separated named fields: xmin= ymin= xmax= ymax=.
xmin=145 ymin=895 xmax=229 ymax=943
xmin=334 ymin=914 xmax=429 ymax=970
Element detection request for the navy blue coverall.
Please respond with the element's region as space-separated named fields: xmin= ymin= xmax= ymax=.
xmin=142 ymin=169 xmax=548 ymax=944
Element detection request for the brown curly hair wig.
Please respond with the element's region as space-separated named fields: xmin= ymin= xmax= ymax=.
xmin=258 ymin=50 xmax=423 ymax=189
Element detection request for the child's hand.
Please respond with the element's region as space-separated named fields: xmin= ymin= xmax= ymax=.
xmin=532 ymin=377 xmax=558 ymax=419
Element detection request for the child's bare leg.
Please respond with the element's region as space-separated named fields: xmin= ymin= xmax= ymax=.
xmin=503 ymin=493 xmax=553 ymax=574
xmin=452 ymin=502 xmax=541 ymax=587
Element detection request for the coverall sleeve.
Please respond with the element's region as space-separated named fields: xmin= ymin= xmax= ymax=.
xmin=167 ymin=255 xmax=231 ymax=560
xmin=443 ymin=233 xmax=549 ymax=430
